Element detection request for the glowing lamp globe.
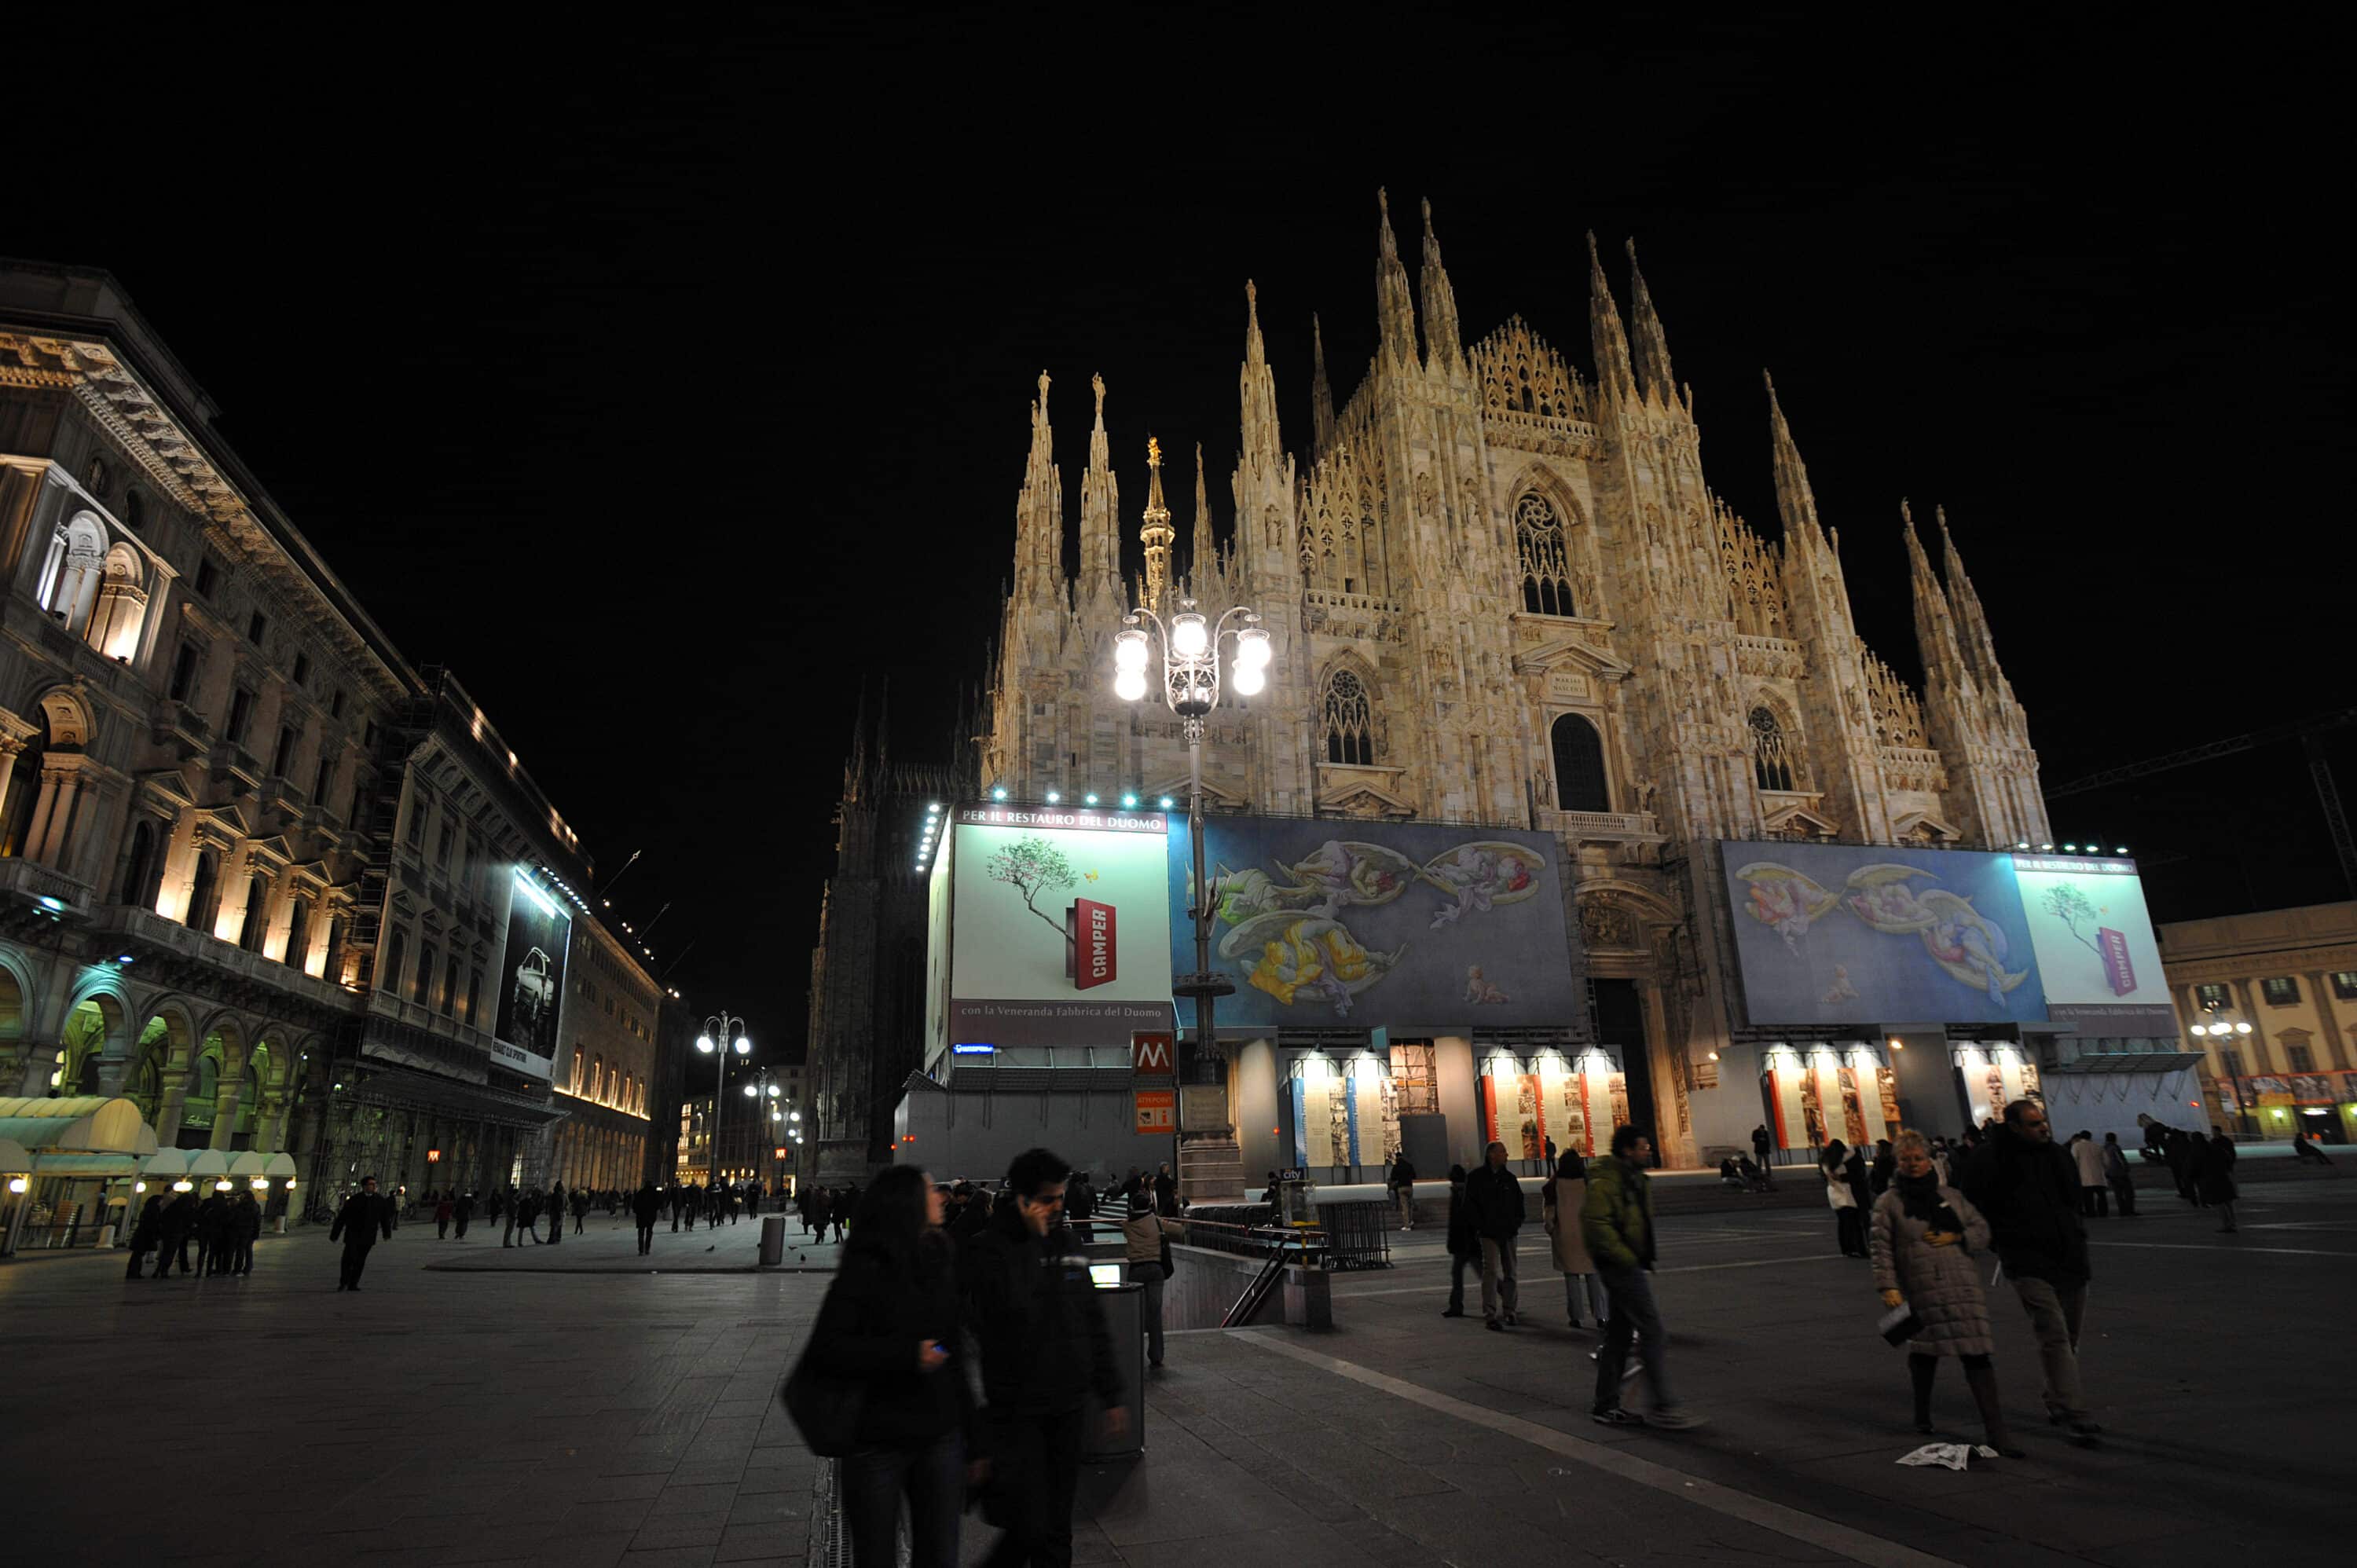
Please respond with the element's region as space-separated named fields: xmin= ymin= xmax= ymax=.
xmin=1114 ymin=629 xmax=1150 ymax=672
xmin=1171 ymin=613 xmax=1208 ymax=658
xmin=1231 ymin=662 xmax=1266 ymax=696
xmin=733 ymin=1036 xmax=752 ymax=1055
xmin=1235 ymin=626 xmax=1271 ymax=669
xmin=1114 ymin=669 xmax=1148 ymax=702
xmin=695 ymin=1035 xmax=716 ymax=1054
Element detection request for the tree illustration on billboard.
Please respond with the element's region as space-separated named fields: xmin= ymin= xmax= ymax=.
xmin=986 ymin=834 xmax=1076 ymax=941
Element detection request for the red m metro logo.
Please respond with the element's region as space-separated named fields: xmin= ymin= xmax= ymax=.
xmin=1132 ymin=1031 xmax=1174 ymax=1074
xmin=1065 ymin=897 xmax=1117 ymax=989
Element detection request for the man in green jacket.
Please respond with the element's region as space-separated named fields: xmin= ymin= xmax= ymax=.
xmin=1581 ymin=1126 xmax=1704 ymax=1430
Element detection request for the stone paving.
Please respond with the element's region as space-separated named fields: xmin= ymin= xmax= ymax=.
xmin=1 ymin=1174 xmax=2348 ymax=1567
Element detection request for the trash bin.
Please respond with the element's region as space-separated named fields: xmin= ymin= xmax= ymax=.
xmin=759 ymin=1214 xmax=786 ymax=1266
xmin=1085 ymin=1277 xmax=1145 ymax=1460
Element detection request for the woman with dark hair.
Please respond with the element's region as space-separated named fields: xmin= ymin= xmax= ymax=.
xmin=805 ymin=1166 xmax=970 ymax=1568
xmin=1870 ymin=1131 xmax=2019 ymax=1456
xmin=1822 ymin=1140 xmax=1866 ymax=1258
xmin=1542 ymin=1149 xmax=1607 ymax=1330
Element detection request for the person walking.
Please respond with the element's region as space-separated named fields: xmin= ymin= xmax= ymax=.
xmin=125 ymin=1190 xmax=165 ymax=1280
xmin=572 ymin=1185 xmax=588 ymax=1236
xmin=632 ymin=1181 xmax=661 ymax=1255
xmin=963 ymin=1148 xmax=1124 ymax=1568
xmin=330 ymin=1175 xmax=395 ymax=1291
xmin=1822 ymin=1141 xmax=1866 ymax=1258
xmin=2099 ymin=1134 xmax=2137 ymax=1216
xmin=1541 ymin=1149 xmax=1607 ymax=1331
xmin=2070 ymin=1133 xmax=2109 ymax=1218
xmin=453 ymin=1189 xmax=474 ymax=1240
xmin=1441 ymin=1164 xmax=1478 ymax=1317
xmin=156 ymin=1190 xmax=196 ymax=1278
xmin=521 ymin=1187 xmax=543 ymax=1244
xmin=2198 ymin=1128 xmax=2240 ymax=1232
xmin=1464 ymin=1140 xmax=1526 ymax=1330
xmin=1959 ymin=1099 xmax=2099 ymax=1437
xmin=1152 ymin=1163 xmax=1178 ymax=1217
xmin=2292 ymin=1130 xmax=2334 ymax=1165
xmin=435 ymin=1190 xmax=455 ymax=1240
xmin=501 ymin=1186 xmax=519 ymax=1247
xmin=1582 ymin=1125 xmax=1702 ymax=1430
xmin=1870 ymin=1131 xmax=2021 ymax=1456
xmin=1122 ymin=1192 xmax=1184 ymax=1368
xmin=1387 ymin=1152 xmax=1419 ymax=1232
xmin=546 ymin=1181 xmax=565 ymax=1247
xmin=2166 ymin=1127 xmax=2197 ymax=1204
xmin=801 ymin=1165 xmax=971 ymax=1568
xmin=1065 ymin=1171 xmax=1096 ymax=1242
xmin=831 ymin=1184 xmax=856 ymax=1244
xmin=230 ymin=1187 xmax=262 ymax=1274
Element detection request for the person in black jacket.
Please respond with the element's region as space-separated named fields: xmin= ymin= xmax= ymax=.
xmin=125 ymin=1191 xmax=165 ymax=1280
xmin=1959 ymin=1100 xmax=2098 ymax=1435
xmin=330 ymin=1175 xmax=395 ymax=1291
xmin=831 ymin=1183 xmax=856 ymax=1244
xmin=631 ymin=1182 xmax=662 ymax=1255
xmin=809 ymin=1166 xmax=971 ymax=1568
xmin=1440 ymin=1165 xmax=1478 ymax=1317
xmin=229 ymin=1189 xmax=262 ymax=1275
xmin=963 ymin=1147 xmax=1124 ymax=1568
xmin=2198 ymin=1128 xmax=2239 ymax=1232
xmin=1464 ymin=1141 xmax=1527 ymax=1329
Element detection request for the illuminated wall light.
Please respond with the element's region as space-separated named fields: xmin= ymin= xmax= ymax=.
xmin=1045 ymin=790 xmax=1061 ymax=803
xmin=1158 ymin=796 xmax=1174 ymax=809
xmin=1083 ymin=793 xmax=1099 ymax=805
xmin=992 ymin=786 xmax=1008 ymax=800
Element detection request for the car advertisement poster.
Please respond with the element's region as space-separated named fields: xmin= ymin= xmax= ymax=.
xmin=1169 ymin=817 xmax=1580 ymax=1029
xmin=1721 ymin=841 xmax=2048 ymax=1027
xmin=2011 ymin=854 xmax=2178 ymax=1036
xmin=491 ymin=868 xmax=567 ymax=1080
xmin=948 ymin=804 xmax=1173 ymax=1047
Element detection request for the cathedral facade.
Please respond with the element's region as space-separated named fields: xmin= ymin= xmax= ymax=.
xmin=973 ymin=193 xmax=2051 ymax=1167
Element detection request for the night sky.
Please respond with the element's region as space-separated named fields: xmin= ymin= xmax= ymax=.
xmin=13 ymin=15 xmax=2346 ymax=1053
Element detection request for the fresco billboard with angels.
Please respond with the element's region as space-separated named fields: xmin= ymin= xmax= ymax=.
xmin=1721 ymin=841 xmax=2052 ymax=1026
xmin=1168 ymin=818 xmax=1580 ymax=1029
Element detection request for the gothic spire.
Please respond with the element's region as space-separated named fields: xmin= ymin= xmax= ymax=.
xmin=1764 ymin=371 xmax=1824 ymax=545
xmin=1239 ymin=280 xmax=1283 ymax=475
xmin=1310 ymin=312 xmax=1336 ymax=461
xmin=1902 ymin=499 xmax=1971 ymax=694
xmin=1376 ymin=189 xmax=1420 ymax=368
xmin=1014 ymin=370 xmax=1063 ymax=601
xmin=1419 ymin=196 xmax=1463 ymax=372
xmin=1625 ymin=238 xmax=1675 ymax=404
xmin=1078 ymin=372 xmax=1121 ymax=602
xmin=1937 ymin=507 xmax=2007 ymax=694
xmin=1189 ymin=440 xmax=1218 ymax=590
xmin=1139 ymin=435 xmax=1174 ymax=612
xmin=1587 ymin=233 xmax=1636 ymax=403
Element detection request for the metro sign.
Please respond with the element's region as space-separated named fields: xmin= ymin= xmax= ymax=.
xmin=1065 ymin=896 xmax=1116 ymax=990
xmin=1132 ymin=1031 xmax=1175 ymax=1075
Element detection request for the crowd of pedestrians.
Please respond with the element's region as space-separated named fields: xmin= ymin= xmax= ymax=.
xmin=123 ymin=1183 xmax=263 ymax=1279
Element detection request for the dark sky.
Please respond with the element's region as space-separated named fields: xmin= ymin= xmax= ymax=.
xmin=14 ymin=13 xmax=2347 ymax=1049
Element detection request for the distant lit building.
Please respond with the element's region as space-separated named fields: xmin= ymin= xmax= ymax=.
xmin=674 ymin=1060 xmax=805 ymax=1189
xmin=2158 ymin=901 xmax=2357 ymax=1143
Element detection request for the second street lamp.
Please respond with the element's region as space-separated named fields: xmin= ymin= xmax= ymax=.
xmin=695 ymin=1013 xmax=750 ymax=1185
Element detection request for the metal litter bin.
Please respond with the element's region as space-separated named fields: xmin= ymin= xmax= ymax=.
xmin=1085 ymin=1276 xmax=1144 ymax=1460
xmin=759 ymin=1214 xmax=786 ymax=1266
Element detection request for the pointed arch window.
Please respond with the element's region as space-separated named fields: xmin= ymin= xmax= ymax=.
xmin=118 ymin=819 xmax=161 ymax=910
xmin=1551 ymin=714 xmax=1610 ymax=811
xmin=239 ymin=872 xmax=273 ymax=952
xmin=1750 ymin=706 xmax=1798 ymax=793
xmin=1516 ymin=493 xmax=1577 ymax=617
xmin=186 ymin=848 xmax=221 ymax=935
xmin=1321 ymin=669 xmax=1375 ymax=766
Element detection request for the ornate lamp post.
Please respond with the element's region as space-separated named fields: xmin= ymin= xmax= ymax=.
xmin=1113 ymin=599 xmax=1268 ymax=1163
xmin=694 ymin=1013 xmax=750 ymax=1185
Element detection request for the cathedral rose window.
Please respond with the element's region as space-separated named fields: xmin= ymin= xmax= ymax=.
xmin=1516 ymin=493 xmax=1576 ymax=617
xmin=1322 ymin=669 xmax=1375 ymax=765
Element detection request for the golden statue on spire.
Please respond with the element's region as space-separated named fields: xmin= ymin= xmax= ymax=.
xmin=1147 ymin=435 xmax=1163 ymax=467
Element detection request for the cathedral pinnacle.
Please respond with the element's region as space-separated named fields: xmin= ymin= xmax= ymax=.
xmin=1079 ymin=371 xmax=1120 ymax=602
xmin=1376 ymin=189 xmax=1420 ymax=368
xmin=1013 ymin=368 xmax=1063 ymax=600
xmin=1239 ymin=280 xmax=1283 ymax=474
xmin=1190 ymin=440 xmax=1218 ymax=592
xmin=1420 ymin=196 xmax=1463 ymax=372
xmin=1140 ymin=434 xmax=1175 ymax=612
xmin=1310 ymin=312 xmax=1336 ymax=460
xmin=1764 ymin=370 xmax=1824 ymax=545
xmin=1625 ymin=237 xmax=1675 ymax=404
xmin=1587 ymin=233 xmax=1636 ymax=402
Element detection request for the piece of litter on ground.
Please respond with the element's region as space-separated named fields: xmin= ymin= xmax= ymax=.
xmin=1897 ymin=1442 xmax=1975 ymax=1470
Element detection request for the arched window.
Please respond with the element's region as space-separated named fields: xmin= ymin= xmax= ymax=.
xmin=236 ymin=1063 xmax=261 ymax=1138
xmin=1751 ymin=706 xmax=1798 ymax=793
xmin=1551 ymin=714 xmax=1611 ymax=811
xmin=35 ymin=512 xmax=109 ymax=631
xmin=284 ymin=896 xmax=311 ymax=972
xmin=185 ymin=1053 xmax=221 ymax=1130
xmin=1516 ymin=493 xmax=1577 ymax=617
xmin=382 ymin=929 xmax=408 ymax=999
xmin=118 ymin=819 xmax=160 ymax=910
xmin=414 ymin=942 xmax=436 ymax=1005
xmin=239 ymin=873 xmax=272 ymax=952
xmin=442 ymin=955 xmax=460 ymax=1016
xmin=0 ymin=716 xmax=49 ymax=860
xmin=570 ymin=1047 xmax=585 ymax=1096
xmin=1321 ymin=669 xmax=1375 ymax=766
xmin=85 ymin=543 xmax=148 ymax=660
xmin=187 ymin=849 xmax=221 ymax=936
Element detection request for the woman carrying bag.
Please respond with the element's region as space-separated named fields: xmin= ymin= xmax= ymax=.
xmin=1541 ymin=1149 xmax=1607 ymax=1331
xmin=790 ymin=1166 xmax=972 ymax=1568
xmin=1869 ymin=1131 xmax=2021 ymax=1457
xmin=1822 ymin=1140 xmax=1864 ymax=1258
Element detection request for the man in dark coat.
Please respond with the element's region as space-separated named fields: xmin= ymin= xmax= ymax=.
xmin=631 ymin=1182 xmax=661 ymax=1255
xmin=1387 ymin=1153 xmax=1419 ymax=1231
xmin=518 ymin=1187 xmax=541 ymax=1244
xmin=196 ymin=1187 xmax=232 ymax=1275
xmin=963 ymin=1147 xmax=1124 ymax=1568
xmin=329 ymin=1175 xmax=395 ymax=1291
xmin=1463 ymin=1141 xmax=1527 ymax=1328
xmin=1152 ymin=1163 xmax=1178 ymax=1217
xmin=155 ymin=1191 xmax=196 ymax=1277
xmin=830 ymin=1183 xmax=856 ymax=1243
xmin=229 ymin=1188 xmax=262 ymax=1274
xmin=1441 ymin=1165 xmax=1479 ymax=1317
xmin=1959 ymin=1100 xmax=2098 ymax=1434
xmin=546 ymin=1181 xmax=565 ymax=1247
xmin=453 ymin=1190 xmax=474 ymax=1240
xmin=125 ymin=1191 xmax=166 ymax=1279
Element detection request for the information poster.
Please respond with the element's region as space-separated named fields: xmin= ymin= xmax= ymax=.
xmin=1769 ymin=1068 xmax=1807 ymax=1150
xmin=1875 ymin=1066 xmax=1904 ymax=1130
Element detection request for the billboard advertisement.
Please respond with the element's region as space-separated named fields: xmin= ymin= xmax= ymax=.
xmin=948 ymin=804 xmax=1173 ymax=1046
xmin=1723 ymin=842 xmax=2046 ymax=1026
xmin=491 ymin=867 xmax=568 ymax=1080
xmin=1170 ymin=817 xmax=1581 ymax=1028
xmin=2012 ymin=855 xmax=2176 ymax=1035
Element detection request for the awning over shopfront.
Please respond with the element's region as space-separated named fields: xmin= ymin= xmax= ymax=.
xmin=341 ymin=1064 xmax=567 ymax=1129
xmin=0 ymin=1097 xmax=159 ymax=1256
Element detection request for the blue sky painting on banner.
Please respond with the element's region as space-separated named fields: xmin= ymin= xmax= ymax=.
xmin=1720 ymin=841 xmax=2048 ymax=1026
xmin=1168 ymin=817 xmax=1581 ymax=1029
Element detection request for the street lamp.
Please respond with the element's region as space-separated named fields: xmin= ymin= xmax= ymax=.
xmin=695 ymin=1013 xmax=750 ymax=1185
xmin=738 ymin=1069 xmax=796 ymax=1201
xmin=1113 ymin=595 xmax=1265 ymax=1191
